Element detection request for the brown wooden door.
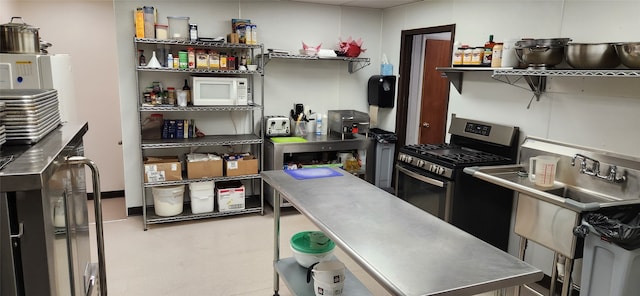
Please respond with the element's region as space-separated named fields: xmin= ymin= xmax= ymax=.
xmin=419 ymin=39 xmax=451 ymax=144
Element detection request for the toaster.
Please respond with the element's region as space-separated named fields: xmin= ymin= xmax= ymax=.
xmin=264 ymin=116 xmax=291 ymax=137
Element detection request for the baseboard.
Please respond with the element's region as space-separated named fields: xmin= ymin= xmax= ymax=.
xmin=87 ymin=190 xmax=125 ymax=200
xmin=127 ymin=206 xmax=143 ymax=216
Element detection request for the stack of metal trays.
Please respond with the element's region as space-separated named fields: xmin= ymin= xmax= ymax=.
xmin=0 ymin=89 xmax=61 ymax=145
xmin=0 ymin=102 xmax=5 ymax=147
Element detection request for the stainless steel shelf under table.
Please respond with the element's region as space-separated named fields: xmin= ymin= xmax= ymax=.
xmin=263 ymin=168 xmax=543 ymax=296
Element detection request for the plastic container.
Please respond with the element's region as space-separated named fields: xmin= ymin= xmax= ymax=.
xmin=167 ymin=16 xmax=189 ymax=40
xmin=155 ymin=24 xmax=168 ymax=40
xmin=290 ymin=231 xmax=336 ymax=268
xmin=152 ymin=185 xmax=185 ymax=216
xmin=143 ymin=6 xmax=155 ymax=39
xmin=189 ymin=181 xmax=214 ymax=214
xmin=580 ymin=223 xmax=640 ymax=296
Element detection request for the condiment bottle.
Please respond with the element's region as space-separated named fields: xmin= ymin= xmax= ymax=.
xmin=491 ymin=43 xmax=504 ymax=68
xmin=182 ymin=79 xmax=191 ymax=105
xmin=482 ymin=35 xmax=495 ymax=66
xmin=220 ymin=53 xmax=228 ymax=70
xmin=187 ymin=47 xmax=195 ymax=69
xmin=167 ymin=53 xmax=174 ymax=69
xmin=138 ymin=50 xmax=146 ymax=66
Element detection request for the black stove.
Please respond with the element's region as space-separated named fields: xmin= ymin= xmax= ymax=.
xmin=395 ymin=114 xmax=519 ymax=251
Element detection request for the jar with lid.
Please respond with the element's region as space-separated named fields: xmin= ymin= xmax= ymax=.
xmin=462 ymin=47 xmax=473 ymax=65
xmin=189 ymin=24 xmax=198 ymax=41
xmin=471 ymin=47 xmax=484 ymax=65
xmin=167 ymin=87 xmax=176 ymax=105
xmin=491 ymin=43 xmax=504 ymax=68
xmin=453 ymin=46 xmax=465 ymax=66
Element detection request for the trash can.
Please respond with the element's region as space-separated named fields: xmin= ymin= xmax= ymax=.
xmin=366 ymin=128 xmax=397 ymax=189
xmin=574 ymin=206 xmax=640 ymax=296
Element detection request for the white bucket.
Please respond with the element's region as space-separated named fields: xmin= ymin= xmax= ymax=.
xmin=152 ymin=185 xmax=185 ymax=216
xmin=189 ymin=181 xmax=214 ymax=214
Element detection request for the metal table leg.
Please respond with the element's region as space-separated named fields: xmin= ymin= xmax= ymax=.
xmin=273 ymin=189 xmax=281 ymax=296
xmin=514 ymin=236 xmax=528 ymax=296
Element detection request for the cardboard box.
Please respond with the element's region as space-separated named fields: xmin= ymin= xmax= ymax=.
xmin=187 ymin=159 xmax=223 ymax=179
xmin=224 ymin=154 xmax=258 ymax=177
xmin=144 ymin=157 xmax=182 ymax=182
xmin=216 ymin=181 xmax=245 ymax=212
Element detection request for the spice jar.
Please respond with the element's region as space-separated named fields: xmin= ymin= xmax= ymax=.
xmin=471 ymin=47 xmax=484 ymax=65
xmin=453 ymin=47 xmax=465 ymax=66
xmin=462 ymin=47 xmax=473 ymax=65
xmin=167 ymin=87 xmax=176 ymax=105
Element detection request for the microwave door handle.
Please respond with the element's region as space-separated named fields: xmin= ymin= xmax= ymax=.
xmin=396 ymin=164 xmax=445 ymax=188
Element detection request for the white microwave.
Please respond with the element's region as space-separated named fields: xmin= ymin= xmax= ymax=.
xmin=192 ymin=77 xmax=248 ymax=106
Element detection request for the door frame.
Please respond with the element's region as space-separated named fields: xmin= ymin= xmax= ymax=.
xmin=394 ymin=24 xmax=456 ymax=149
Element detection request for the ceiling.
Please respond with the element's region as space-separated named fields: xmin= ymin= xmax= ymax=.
xmin=289 ymin=0 xmax=422 ymax=9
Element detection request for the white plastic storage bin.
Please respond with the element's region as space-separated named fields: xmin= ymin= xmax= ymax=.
xmin=152 ymin=185 xmax=185 ymax=216
xmin=189 ymin=181 xmax=214 ymax=214
xmin=580 ymin=231 xmax=640 ymax=296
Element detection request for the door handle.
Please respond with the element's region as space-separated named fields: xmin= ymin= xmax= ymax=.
xmin=10 ymin=222 xmax=24 ymax=247
xmin=65 ymin=156 xmax=108 ymax=296
xmin=422 ymin=122 xmax=430 ymax=128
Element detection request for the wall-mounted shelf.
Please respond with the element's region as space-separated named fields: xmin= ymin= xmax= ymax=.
xmin=262 ymin=52 xmax=370 ymax=73
xmin=437 ymin=67 xmax=640 ymax=94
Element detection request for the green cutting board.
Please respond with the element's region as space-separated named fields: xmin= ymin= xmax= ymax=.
xmin=270 ymin=137 xmax=308 ymax=143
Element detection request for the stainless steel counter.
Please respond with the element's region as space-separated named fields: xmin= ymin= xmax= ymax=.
xmin=263 ymin=168 xmax=543 ymax=296
xmin=264 ymin=134 xmax=370 ymax=207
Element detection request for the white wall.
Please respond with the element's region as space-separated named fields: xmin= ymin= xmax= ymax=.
xmin=383 ymin=0 xmax=640 ymax=156
xmin=381 ymin=0 xmax=640 ymax=276
xmin=1 ymin=1 xmax=125 ymax=193
xmin=114 ymin=0 xmax=383 ymax=208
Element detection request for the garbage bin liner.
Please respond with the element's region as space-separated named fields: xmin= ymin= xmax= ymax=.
xmin=574 ymin=205 xmax=640 ymax=250
xmin=369 ymin=128 xmax=397 ymax=144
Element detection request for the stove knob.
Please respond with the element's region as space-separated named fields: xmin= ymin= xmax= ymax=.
xmin=417 ymin=160 xmax=424 ymax=167
xmin=438 ymin=167 xmax=445 ymax=175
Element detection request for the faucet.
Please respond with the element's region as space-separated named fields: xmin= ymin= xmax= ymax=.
xmin=571 ymin=154 xmax=626 ymax=183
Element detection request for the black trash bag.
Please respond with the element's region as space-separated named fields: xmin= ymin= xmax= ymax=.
xmin=580 ymin=205 xmax=640 ymax=250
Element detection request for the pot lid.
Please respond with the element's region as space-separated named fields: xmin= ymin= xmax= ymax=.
xmin=1 ymin=17 xmax=39 ymax=30
xmin=290 ymin=231 xmax=335 ymax=254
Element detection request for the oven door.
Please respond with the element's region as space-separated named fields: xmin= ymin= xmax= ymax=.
xmin=395 ymin=163 xmax=452 ymax=222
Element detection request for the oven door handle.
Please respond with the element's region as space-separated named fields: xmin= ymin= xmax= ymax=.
xmin=396 ymin=164 xmax=445 ymax=188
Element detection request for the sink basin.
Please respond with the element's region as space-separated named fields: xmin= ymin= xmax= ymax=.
xmin=463 ymin=165 xmax=640 ymax=213
xmin=544 ymin=186 xmax=619 ymax=204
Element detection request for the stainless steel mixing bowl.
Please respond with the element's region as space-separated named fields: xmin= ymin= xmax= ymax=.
xmin=565 ymin=43 xmax=620 ymax=69
xmin=615 ymin=42 xmax=640 ymax=69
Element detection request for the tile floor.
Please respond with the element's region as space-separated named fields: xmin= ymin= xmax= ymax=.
xmin=88 ymin=198 xmax=508 ymax=296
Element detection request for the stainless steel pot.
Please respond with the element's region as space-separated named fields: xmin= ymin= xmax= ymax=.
xmin=0 ymin=17 xmax=40 ymax=54
xmin=515 ymin=38 xmax=571 ymax=69
xmin=615 ymin=42 xmax=640 ymax=69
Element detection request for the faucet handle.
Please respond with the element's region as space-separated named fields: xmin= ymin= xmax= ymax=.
xmin=607 ymin=165 xmax=626 ymax=183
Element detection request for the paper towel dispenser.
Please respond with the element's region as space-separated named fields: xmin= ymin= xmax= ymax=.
xmin=368 ymin=75 xmax=396 ymax=108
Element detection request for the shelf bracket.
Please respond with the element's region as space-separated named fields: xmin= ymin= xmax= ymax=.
xmin=440 ymin=71 xmax=463 ymax=94
xmin=348 ymin=60 xmax=371 ymax=74
xmin=523 ymin=75 xmax=546 ymax=101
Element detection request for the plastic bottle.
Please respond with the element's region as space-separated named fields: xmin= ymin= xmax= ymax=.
xmin=315 ymin=113 xmax=322 ymax=136
xmin=482 ymin=35 xmax=495 ymax=66
xmin=167 ymin=53 xmax=174 ymax=69
xmin=321 ymin=113 xmax=328 ymax=135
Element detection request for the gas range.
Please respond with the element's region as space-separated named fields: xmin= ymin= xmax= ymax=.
xmin=398 ymin=143 xmax=513 ymax=179
xmin=394 ymin=114 xmax=520 ymax=251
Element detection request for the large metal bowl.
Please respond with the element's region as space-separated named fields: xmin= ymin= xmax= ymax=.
xmin=615 ymin=42 xmax=640 ymax=69
xmin=515 ymin=38 xmax=571 ymax=69
xmin=565 ymin=43 xmax=620 ymax=69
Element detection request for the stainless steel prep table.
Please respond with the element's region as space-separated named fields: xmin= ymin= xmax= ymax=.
xmin=263 ymin=168 xmax=543 ymax=296
xmin=264 ymin=134 xmax=370 ymax=207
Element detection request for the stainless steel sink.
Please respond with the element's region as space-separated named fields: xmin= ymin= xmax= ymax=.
xmin=463 ymin=164 xmax=639 ymax=213
xmin=464 ymin=136 xmax=640 ymax=296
